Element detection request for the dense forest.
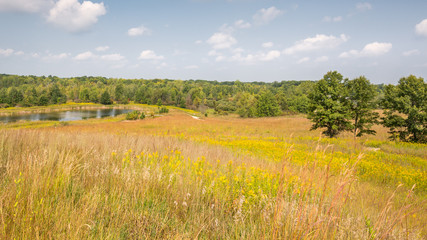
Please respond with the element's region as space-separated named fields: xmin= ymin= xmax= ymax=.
xmin=0 ymin=74 xmax=384 ymax=117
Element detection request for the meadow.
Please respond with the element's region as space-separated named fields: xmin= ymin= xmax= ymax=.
xmin=0 ymin=105 xmax=425 ymax=239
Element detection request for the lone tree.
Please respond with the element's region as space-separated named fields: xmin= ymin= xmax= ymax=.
xmin=345 ymin=76 xmax=379 ymax=138
xmin=308 ymin=71 xmax=352 ymax=138
xmin=382 ymin=75 xmax=426 ymax=143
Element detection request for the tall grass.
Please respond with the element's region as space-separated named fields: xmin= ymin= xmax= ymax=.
xmin=0 ymin=129 xmax=424 ymax=239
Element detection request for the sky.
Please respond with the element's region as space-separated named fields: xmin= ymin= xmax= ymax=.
xmin=0 ymin=0 xmax=426 ymax=84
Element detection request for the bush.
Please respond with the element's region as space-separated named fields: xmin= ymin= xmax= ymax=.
xmin=125 ymin=111 xmax=145 ymax=120
xmin=158 ymin=106 xmax=169 ymax=114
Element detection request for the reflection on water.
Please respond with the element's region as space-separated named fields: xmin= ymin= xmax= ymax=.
xmin=0 ymin=109 xmax=133 ymax=123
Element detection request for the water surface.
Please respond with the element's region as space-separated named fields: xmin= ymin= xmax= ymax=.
xmin=0 ymin=109 xmax=133 ymax=123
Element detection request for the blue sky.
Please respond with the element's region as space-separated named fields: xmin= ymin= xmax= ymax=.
xmin=0 ymin=0 xmax=426 ymax=84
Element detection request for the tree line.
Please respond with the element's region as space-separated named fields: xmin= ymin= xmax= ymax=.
xmin=0 ymin=74 xmax=323 ymax=116
xmin=0 ymin=72 xmax=424 ymax=142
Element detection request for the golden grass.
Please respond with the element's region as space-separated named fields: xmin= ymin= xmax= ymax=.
xmin=0 ymin=110 xmax=425 ymax=239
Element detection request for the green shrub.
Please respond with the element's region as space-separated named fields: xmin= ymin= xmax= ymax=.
xmin=158 ymin=106 xmax=169 ymax=114
xmin=126 ymin=111 xmax=145 ymax=120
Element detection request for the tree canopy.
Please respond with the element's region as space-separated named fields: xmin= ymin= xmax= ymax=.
xmin=382 ymin=75 xmax=426 ymax=143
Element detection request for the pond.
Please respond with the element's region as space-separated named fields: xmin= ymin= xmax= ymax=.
xmin=0 ymin=109 xmax=133 ymax=123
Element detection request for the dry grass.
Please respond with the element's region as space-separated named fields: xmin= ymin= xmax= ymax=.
xmin=0 ymin=110 xmax=425 ymax=239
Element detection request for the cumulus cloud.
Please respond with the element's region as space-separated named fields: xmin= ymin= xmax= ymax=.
xmin=47 ymin=0 xmax=106 ymax=32
xmin=228 ymin=50 xmax=281 ymax=63
xmin=339 ymin=42 xmax=392 ymax=58
xmin=315 ymin=56 xmax=329 ymax=62
xmin=95 ymin=46 xmax=109 ymax=52
xmin=259 ymin=50 xmax=281 ymax=61
xmin=0 ymin=48 xmax=14 ymax=57
xmin=100 ymin=54 xmax=125 ymax=61
xmin=0 ymin=0 xmax=53 ymax=13
xmin=253 ymin=6 xmax=283 ymax=25
xmin=138 ymin=50 xmax=164 ymax=60
xmin=402 ymin=49 xmax=420 ymax=57
xmin=284 ymin=34 xmax=349 ymax=55
xmin=356 ymin=2 xmax=372 ymax=11
xmin=43 ymin=52 xmax=69 ymax=60
xmin=297 ymin=57 xmax=310 ymax=64
xmin=74 ymin=51 xmax=96 ymax=60
xmin=128 ymin=25 xmax=151 ymax=36
xmin=15 ymin=51 xmax=25 ymax=56
xmin=74 ymin=51 xmax=125 ymax=61
xmin=262 ymin=42 xmax=274 ymax=48
xmin=234 ymin=19 xmax=251 ymax=29
xmin=207 ymin=32 xmax=237 ymax=49
xmin=415 ymin=19 xmax=427 ymax=37
xmin=323 ymin=16 xmax=342 ymax=22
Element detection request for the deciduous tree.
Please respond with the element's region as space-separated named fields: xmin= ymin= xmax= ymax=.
xmin=345 ymin=76 xmax=379 ymax=137
xmin=308 ymin=71 xmax=352 ymax=138
xmin=382 ymin=75 xmax=426 ymax=143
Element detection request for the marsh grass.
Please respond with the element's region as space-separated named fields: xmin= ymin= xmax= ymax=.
xmin=0 ymin=127 xmax=425 ymax=239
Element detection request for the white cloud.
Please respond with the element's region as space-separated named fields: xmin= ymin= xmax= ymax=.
xmin=284 ymin=34 xmax=349 ymax=55
xmin=234 ymin=19 xmax=251 ymax=29
xmin=361 ymin=42 xmax=392 ymax=56
xmin=262 ymin=42 xmax=274 ymax=48
xmin=95 ymin=46 xmax=109 ymax=52
xmin=100 ymin=54 xmax=125 ymax=61
xmin=74 ymin=51 xmax=95 ymax=60
xmin=138 ymin=50 xmax=164 ymax=60
xmin=315 ymin=56 xmax=329 ymax=62
xmin=253 ymin=6 xmax=283 ymax=25
xmin=207 ymin=32 xmax=237 ymax=49
xmin=44 ymin=52 xmax=69 ymax=60
xmin=229 ymin=50 xmax=281 ymax=63
xmin=215 ymin=55 xmax=226 ymax=62
xmin=339 ymin=42 xmax=392 ymax=58
xmin=323 ymin=16 xmax=342 ymax=22
xmin=47 ymin=0 xmax=106 ymax=32
xmin=195 ymin=40 xmax=203 ymax=44
xmin=208 ymin=50 xmax=220 ymax=56
xmin=0 ymin=0 xmax=53 ymax=13
xmin=260 ymin=50 xmax=281 ymax=61
xmin=0 ymin=48 xmax=14 ymax=57
xmin=402 ymin=49 xmax=420 ymax=56
xmin=297 ymin=57 xmax=310 ymax=64
xmin=185 ymin=65 xmax=199 ymax=69
xmin=128 ymin=25 xmax=151 ymax=36
xmin=15 ymin=51 xmax=25 ymax=56
xmin=356 ymin=2 xmax=372 ymax=11
xmin=415 ymin=19 xmax=427 ymax=37
xmin=219 ymin=24 xmax=234 ymax=34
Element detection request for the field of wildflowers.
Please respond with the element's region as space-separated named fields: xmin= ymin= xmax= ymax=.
xmin=0 ymin=108 xmax=425 ymax=239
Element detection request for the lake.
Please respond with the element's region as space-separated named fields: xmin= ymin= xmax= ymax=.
xmin=0 ymin=109 xmax=133 ymax=123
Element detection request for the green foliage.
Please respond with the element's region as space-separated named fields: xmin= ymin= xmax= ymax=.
xmin=345 ymin=76 xmax=379 ymax=137
xmin=308 ymin=71 xmax=352 ymax=138
xmin=158 ymin=106 xmax=169 ymax=114
xmin=7 ymin=87 xmax=24 ymax=106
xmin=126 ymin=111 xmax=145 ymax=120
xmin=48 ymin=84 xmax=66 ymax=104
xmin=140 ymin=112 xmax=146 ymax=119
xmin=235 ymin=92 xmax=257 ymax=118
xmin=100 ymin=90 xmax=113 ymax=105
xmin=256 ymin=91 xmax=281 ymax=117
xmin=382 ymin=75 xmax=426 ymax=143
